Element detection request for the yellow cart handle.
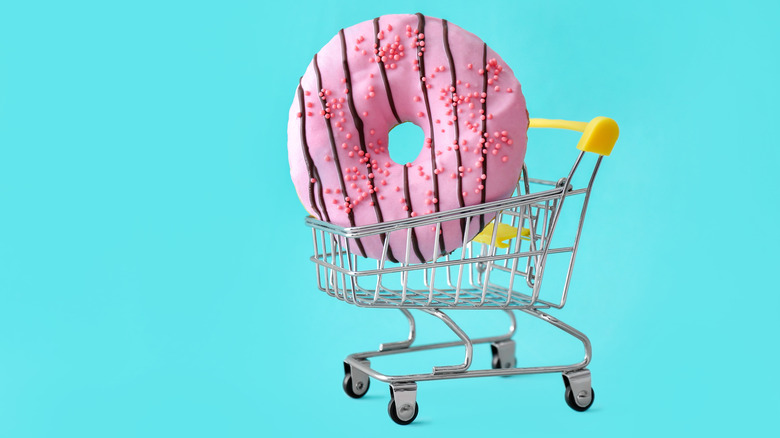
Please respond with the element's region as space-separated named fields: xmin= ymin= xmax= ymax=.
xmin=529 ymin=117 xmax=619 ymax=156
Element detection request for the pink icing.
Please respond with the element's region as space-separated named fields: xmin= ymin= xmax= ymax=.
xmin=288 ymin=14 xmax=528 ymax=263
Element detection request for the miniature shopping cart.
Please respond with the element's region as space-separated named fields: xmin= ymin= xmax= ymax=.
xmin=305 ymin=117 xmax=619 ymax=424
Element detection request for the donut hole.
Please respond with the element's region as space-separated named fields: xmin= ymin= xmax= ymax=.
xmin=388 ymin=122 xmax=426 ymax=166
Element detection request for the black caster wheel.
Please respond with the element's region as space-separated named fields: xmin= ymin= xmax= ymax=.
xmin=565 ymin=386 xmax=594 ymax=412
xmin=490 ymin=343 xmax=516 ymax=370
xmin=491 ymin=354 xmax=517 ymax=369
xmin=387 ymin=399 xmax=419 ymax=425
xmin=343 ymin=374 xmax=369 ymax=399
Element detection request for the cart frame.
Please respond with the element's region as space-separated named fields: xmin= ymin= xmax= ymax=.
xmin=304 ymin=117 xmax=618 ymax=424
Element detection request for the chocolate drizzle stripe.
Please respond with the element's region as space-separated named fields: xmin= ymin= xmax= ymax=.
xmin=442 ymin=19 xmax=466 ymax=237
xmin=312 ymin=167 xmax=330 ymax=222
xmin=479 ymin=43 xmax=488 ymax=230
xmin=297 ymin=81 xmax=323 ymax=221
xmin=311 ymin=55 xmax=365 ymax=257
xmin=415 ymin=13 xmax=446 ymax=255
xmin=404 ymin=165 xmax=426 ymax=263
xmin=373 ymin=17 xmax=402 ymax=124
xmin=340 ymin=29 xmax=402 ymax=261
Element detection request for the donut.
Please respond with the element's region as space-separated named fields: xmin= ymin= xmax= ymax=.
xmin=288 ymin=13 xmax=528 ymax=263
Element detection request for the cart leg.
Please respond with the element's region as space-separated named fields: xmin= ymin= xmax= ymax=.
xmin=388 ymin=382 xmax=418 ymax=425
xmin=379 ymin=309 xmax=416 ymax=352
xmin=420 ymin=308 xmax=473 ymax=374
xmin=562 ymin=369 xmax=594 ymax=411
xmin=343 ymin=360 xmax=371 ymax=399
xmin=490 ymin=340 xmax=517 ymax=369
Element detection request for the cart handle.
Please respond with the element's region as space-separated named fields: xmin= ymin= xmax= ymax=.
xmin=529 ymin=117 xmax=619 ymax=156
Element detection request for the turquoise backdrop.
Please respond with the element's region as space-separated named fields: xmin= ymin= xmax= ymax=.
xmin=1 ymin=0 xmax=778 ymax=436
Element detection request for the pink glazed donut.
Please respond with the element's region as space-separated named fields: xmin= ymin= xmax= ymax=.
xmin=288 ymin=13 xmax=528 ymax=263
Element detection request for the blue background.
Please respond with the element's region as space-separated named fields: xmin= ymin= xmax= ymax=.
xmin=1 ymin=0 xmax=778 ymax=436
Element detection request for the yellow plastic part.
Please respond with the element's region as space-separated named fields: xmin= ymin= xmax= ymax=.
xmin=529 ymin=116 xmax=619 ymax=156
xmin=473 ymin=222 xmax=531 ymax=248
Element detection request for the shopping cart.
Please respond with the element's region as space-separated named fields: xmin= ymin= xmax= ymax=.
xmin=305 ymin=116 xmax=619 ymax=424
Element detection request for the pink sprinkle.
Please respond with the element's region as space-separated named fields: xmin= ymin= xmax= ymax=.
xmin=417 ymin=112 xmax=425 ymax=117
xmin=411 ymin=211 xmax=417 ymax=217
xmin=502 ymin=156 xmax=509 ymax=162
xmin=494 ymin=86 xmax=500 ymax=92
xmin=506 ymin=88 xmax=513 ymax=93
xmin=310 ymin=178 xmax=316 ymax=183
xmin=395 ymin=186 xmax=401 ymax=192
xmin=324 ymin=155 xmax=332 ymax=162
xmin=363 ymin=111 xmax=368 ymax=116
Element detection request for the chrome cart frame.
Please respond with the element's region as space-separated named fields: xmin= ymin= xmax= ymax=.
xmin=304 ymin=117 xmax=619 ymax=424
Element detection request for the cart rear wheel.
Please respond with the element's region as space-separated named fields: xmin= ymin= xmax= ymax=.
xmin=387 ymin=399 xmax=419 ymax=425
xmin=490 ymin=341 xmax=516 ymax=370
xmin=343 ymin=374 xmax=369 ymax=399
xmin=565 ymin=386 xmax=594 ymax=411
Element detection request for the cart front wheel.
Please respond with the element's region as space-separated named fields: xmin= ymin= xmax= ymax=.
xmin=565 ymin=386 xmax=594 ymax=412
xmin=387 ymin=399 xmax=418 ymax=425
xmin=343 ymin=374 xmax=369 ymax=399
